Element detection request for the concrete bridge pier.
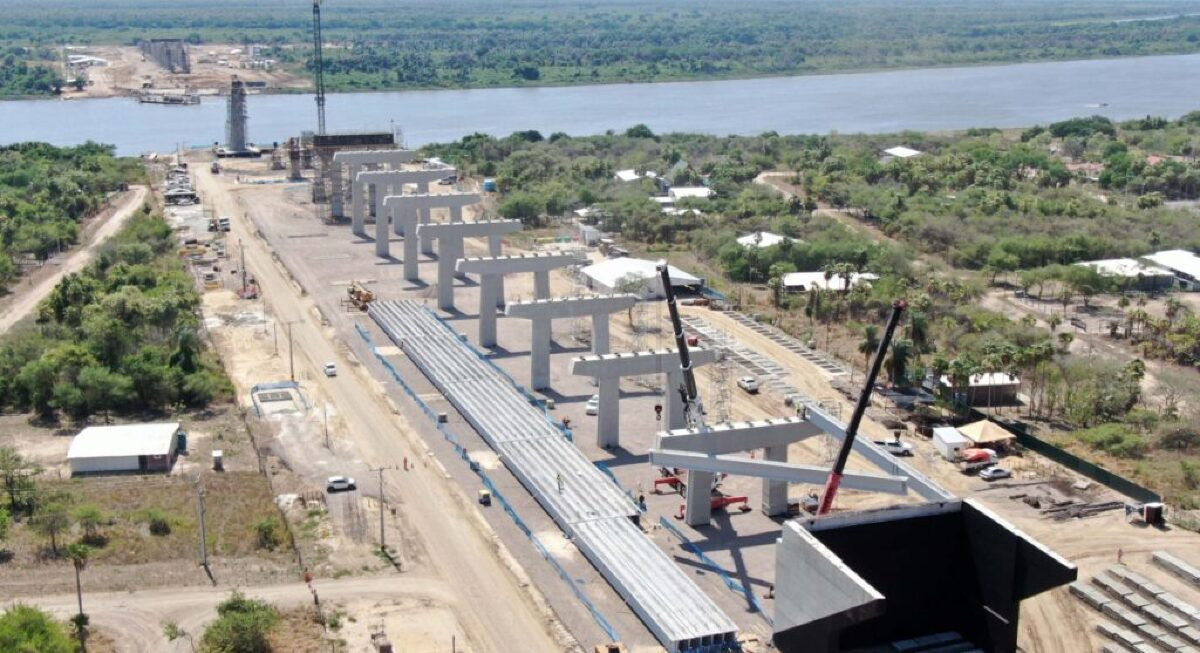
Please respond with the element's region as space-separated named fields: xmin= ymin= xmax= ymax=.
xmin=417 ymin=220 xmax=522 ymax=311
xmin=505 ymin=294 xmax=637 ymax=390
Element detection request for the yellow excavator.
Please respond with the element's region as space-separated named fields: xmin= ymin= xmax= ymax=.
xmin=346 ymin=281 xmax=375 ymax=311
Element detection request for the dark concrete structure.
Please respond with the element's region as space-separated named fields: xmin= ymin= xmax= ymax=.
xmin=773 ymin=500 xmax=1077 ymax=653
xmin=141 ymin=39 xmax=191 ymax=74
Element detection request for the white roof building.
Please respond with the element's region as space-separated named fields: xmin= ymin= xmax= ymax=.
xmin=668 ymin=187 xmax=714 ymax=201
xmin=1076 ymin=258 xmax=1174 ymax=279
xmin=939 ymin=373 xmax=1020 ymax=388
xmin=1145 ymin=249 xmax=1200 ymax=288
xmin=615 ymin=169 xmax=658 ymax=182
xmin=782 ymin=271 xmax=878 ymax=291
xmin=580 ymin=258 xmax=702 ymax=298
xmin=883 ymin=146 xmax=923 ymax=159
xmin=67 ymin=422 xmax=182 ymax=475
xmin=737 ymin=232 xmax=791 ymax=249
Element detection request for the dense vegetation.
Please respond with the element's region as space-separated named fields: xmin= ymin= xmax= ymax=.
xmin=0 ymin=142 xmax=143 ymax=281
xmin=0 ymin=605 xmax=75 ymax=653
xmin=7 ymin=0 xmax=1200 ymax=92
xmin=427 ymin=113 xmax=1200 ymax=505
xmin=0 ymin=207 xmax=231 ymax=422
xmin=0 ymin=47 xmax=61 ymax=98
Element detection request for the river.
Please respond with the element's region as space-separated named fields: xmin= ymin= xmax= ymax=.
xmin=5 ymin=53 xmax=1200 ymax=155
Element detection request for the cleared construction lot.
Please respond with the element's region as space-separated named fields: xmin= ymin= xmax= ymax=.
xmin=202 ymin=155 xmax=1200 ymax=651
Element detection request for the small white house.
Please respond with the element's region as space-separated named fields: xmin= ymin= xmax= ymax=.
xmin=882 ymin=146 xmax=923 ymax=159
xmin=580 ymin=257 xmax=703 ymax=298
xmin=737 ymin=232 xmax=791 ymax=249
xmin=782 ymin=271 xmax=878 ymax=292
xmin=668 ymin=187 xmax=714 ymax=201
xmin=67 ymin=422 xmax=183 ymax=475
xmin=932 ymin=426 xmax=969 ymax=461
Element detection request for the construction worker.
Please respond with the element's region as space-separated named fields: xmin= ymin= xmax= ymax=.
xmin=556 ymin=472 xmax=564 ymax=493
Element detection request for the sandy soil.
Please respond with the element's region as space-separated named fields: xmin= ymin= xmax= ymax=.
xmin=189 ymin=159 xmax=576 ymax=652
xmin=0 ymin=185 xmax=148 ymax=334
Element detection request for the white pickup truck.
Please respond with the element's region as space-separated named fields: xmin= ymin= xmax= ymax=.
xmin=737 ymin=376 xmax=759 ymax=394
xmin=873 ymin=439 xmax=914 ymax=456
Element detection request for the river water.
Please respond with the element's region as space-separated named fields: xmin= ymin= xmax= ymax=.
xmin=4 ymin=53 xmax=1200 ymax=155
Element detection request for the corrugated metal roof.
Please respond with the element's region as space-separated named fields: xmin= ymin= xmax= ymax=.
xmin=581 ymin=257 xmax=700 ymax=288
xmin=67 ymin=423 xmax=180 ymax=459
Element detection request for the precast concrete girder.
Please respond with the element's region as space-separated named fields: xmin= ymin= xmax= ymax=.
xmin=417 ymin=220 xmax=521 ymax=311
xmin=569 ymin=348 xmax=717 ymax=448
xmin=456 ymin=253 xmax=587 ymax=348
xmin=654 ymin=417 xmax=822 ymax=455
xmin=504 ymin=294 xmax=638 ymax=390
xmin=800 ymin=402 xmax=955 ymax=503
xmin=648 ymin=449 xmax=910 ymax=495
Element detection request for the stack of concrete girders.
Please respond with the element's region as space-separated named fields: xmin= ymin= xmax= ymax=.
xmin=722 ymin=310 xmax=848 ymax=375
xmin=1096 ymin=620 xmax=1157 ymax=653
xmin=368 ymin=300 xmax=737 ymax=652
xmin=1085 ymin=568 xmax=1200 ymax=651
xmin=1155 ymin=551 xmax=1200 ymax=589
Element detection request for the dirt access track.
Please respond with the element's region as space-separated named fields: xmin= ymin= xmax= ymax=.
xmin=0 ymin=185 xmax=148 ymax=333
xmin=187 ymin=160 xmax=575 ymax=653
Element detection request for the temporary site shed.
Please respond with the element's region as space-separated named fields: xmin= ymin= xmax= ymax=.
xmin=580 ymin=257 xmax=703 ymax=299
xmin=958 ymin=420 xmax=1016 ymax=449
xmin=67 ymin=422 xmax=183 ymax=475
xmin=932 ymin=426 xmax=970 ymax=461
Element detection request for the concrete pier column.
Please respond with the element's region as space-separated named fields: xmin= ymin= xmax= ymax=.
xmin=685 ymin=470 xmax=714 ymax=526
xmin=531 ymin=317 xmax=551 ymax=390
xmin=489 ymin=235 xmax=505 ymax=307
xmin=592 ymin=313 xmax=610 ymax=355
xmin=762 ymin=446 xmax=789 ymax=516
xmin=401 ymin=207 xmax=420 ymax=281
xmin=330 ymin=162 xmax=344 ymax=217
xmin=478 ymin=275 xmax=499 ymax=347
xmin=351 ymin=166 xmax=366 ymax=237
xmin=420 ymin=205 xmax=435 ymax=255
xmin=375 ymin=201 xmax=391 ymax=257
xmin=437 ymin=237 xmax=459 ymax=311
xmin=665 ymin=370 xmax=688 ymax=429
xmin=597 ymin=375 xmax=620 ymax=449
xmin=534 ymin=271 xmax=551 ymax=299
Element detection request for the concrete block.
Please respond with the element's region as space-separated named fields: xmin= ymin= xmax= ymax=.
xmin=1103 ymin=602 xmax=1147 ymax=628
xmin=1098 ymin=619 xmax=1144 ymax=646
xmin=1180 ymin=627 xmax=1200 ymax=645
xmin=1095 ymin=571 xmax=1137 ymax=598
xmin=1145 ymin=603 xmax=1189 ymax=630
xmin=1136 ymin=623 xmax=1167 ymax=641
xmin=1159 ymin=592 xmax=1200 ymax=621
xmin=1121 ymin=592 xmax=1153 ymax=610
xmin=1071 ymin=581 xmax=1112 ymax=609
xmin=1154 ymin=551 xmax=1200 ymax=588
xmin=1100 ymin=645 xmax=1133 ymax=653
xmin=1156 ymin=634 xmax=1189 ymax=652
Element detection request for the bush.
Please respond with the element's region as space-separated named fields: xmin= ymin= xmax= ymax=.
xmin=0 ymin=604 xmax=74 ymax=653
xmin=137 ymin=508 xmax=173 ymax=536
xmin=201 ymin=591 xmax=279 ymax=653
xmin=1076 ymin=423 xmax=1149 ymax=459
xmin=253 ymin=517 xmax=281 ymax=551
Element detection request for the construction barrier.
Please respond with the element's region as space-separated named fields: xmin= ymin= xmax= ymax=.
xmin=659 ymin=517 xmax=773 ymax=626
xmin=355 ymin=323 xmax=622 ymax=643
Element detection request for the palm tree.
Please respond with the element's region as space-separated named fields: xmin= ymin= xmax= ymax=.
xmin=1057 ymin=331 xmax=1074 ymax=353
xmin=858 ymin=324 xmax=880 ymax=372
xmin=66 ymin=542 xmax=90 ymax=646
xmin=887 ymin=339 xmax=913 ymax=387
xmin=947 ymin=356 xmax=978 ymax=413
xmin=768 ymin=276 xmax=783 ymax=308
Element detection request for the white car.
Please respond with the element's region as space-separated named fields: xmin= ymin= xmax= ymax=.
xmin=873 ymin=440 xmax=914 ymax=456
xmin=323 ymin=362 xmax=337 ymax=377
xmin=737 ymin=376 xmax=759 ymax=393
xmin=585 ymin=395 xmax=600 ymax=415
xmin=326 ymin=475 xmax=356 ymax=492
xmin=979 ymin=467 xmax=1012 ymax=481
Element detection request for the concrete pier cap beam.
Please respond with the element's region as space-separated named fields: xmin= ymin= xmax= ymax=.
xmin=457 ymin=253 xmax=588 ymax=348
xmin=352 ymin=167 xmax=456 ymax=240
xmin=377 ymin=192 xmax=480 ymax=261
xmin=569 ymin=348 xmax=716 ymax=448
xmin=331 ymin=149 xmax=418 ymax=222
xmin=505 ymin=294 xmax=638 ymax=390
xmin=417 ymin=220 xmax=521 ymax=311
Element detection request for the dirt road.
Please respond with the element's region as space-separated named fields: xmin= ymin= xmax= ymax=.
xmin=15 ymin=573 xmax=454 ymax=652
xmin=191 ymin=167 xmax=572 ymax=652
xmin=0 ymin=185 xmax=148 ymax=334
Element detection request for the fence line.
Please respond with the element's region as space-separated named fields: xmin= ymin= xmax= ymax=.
xmin=658 ymin=517 xmax=773 ymax=626
xmin=355 ymin=323 xmax=622 ymax=643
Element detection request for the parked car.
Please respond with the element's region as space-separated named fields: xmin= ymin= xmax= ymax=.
xmin=979 ymin=467 xmax=1012 ymax=481
xmin=323 ymin=362 xmax=337 ymax=377
xmin=585 ymin=394 xmax=600 ymax=415
xmin=873 ymin=439 xmax=914 ymax=456
xmin=737 ymin=376 xmax=759 ymax=393
xmin=438 ymin=175 xmax=457 ymax=185
xmin=326 ymin=475 xmax=356 ymax=492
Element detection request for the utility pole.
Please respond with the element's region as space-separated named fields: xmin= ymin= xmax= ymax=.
xmin=239 ymin=239 xmax=247 ymax=294
xmin=324 ymin=404 xmax=329 ymax=448
xmin=369 ymin=466 xmax=392 ymax=552
xmin=195 ymin=478 xmax=209 ymax=570
xmin=288 ymin=321 xmax=295 ymax=381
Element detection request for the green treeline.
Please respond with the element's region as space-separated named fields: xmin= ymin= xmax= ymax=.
xmin=0 ymin=47 xmax=61 ymax=98
xmin=0 ymin=142 xmax=143 ymax=282
xmin=0 ymin=208 xmax=231 ymax=422
xmin=6 ymin=0 xmax=1200 ymax=92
